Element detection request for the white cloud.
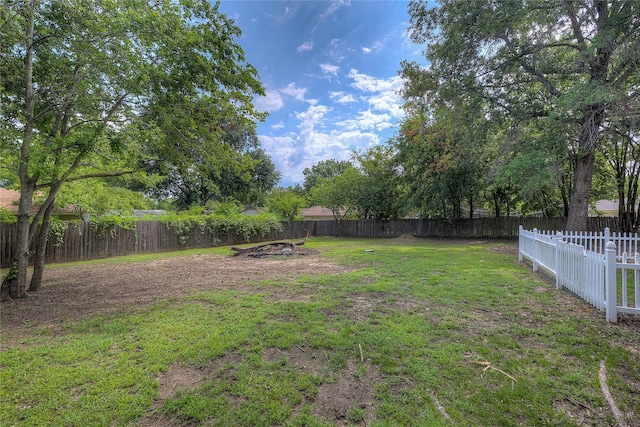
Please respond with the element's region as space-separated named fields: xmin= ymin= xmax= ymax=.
xmin=255 ymin=90 xmax=284 ymax=113
xmin=320 ymin=70 xmax=406 ymax=134
xmin=284 ymin=6 xmax=295 ymax=18
xmin=297 ymin=41 xmax=314 ymax=53
xmin=295 ymin=104 xmax=330 ymax=131
xmin=280 ymin=82 xmax=308 ymax=101
xmin=320 ymin=0 xmax=351 ymax=21
xmin=320 ymin=63 xmax=340 ymax=76
xmin=362 ymin=47 xmax=372 ymax=54
xmin=337 ymin=110 xmax=393 ymax=132
xmin=259 ymin=101 xmax=387 ymax=186
xmin=348 ymin=68 xmax=403 ymax=93
xmin=329 ymin=91 xmax=356 ymax=104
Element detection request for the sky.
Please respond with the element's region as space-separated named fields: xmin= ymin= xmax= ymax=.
xmin=217 ymin=0 xmax=427 ymax=187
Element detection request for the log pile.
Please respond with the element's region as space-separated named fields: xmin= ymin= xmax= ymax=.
xmin=231 ymin=231 xmax=310 ymax=258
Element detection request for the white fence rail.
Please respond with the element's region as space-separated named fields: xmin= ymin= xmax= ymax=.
xmin=519 ymin=226 xmax=640 ymax=323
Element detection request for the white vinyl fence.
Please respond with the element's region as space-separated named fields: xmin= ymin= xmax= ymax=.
xmin=519 ymin=226 xmax=640 ymax=323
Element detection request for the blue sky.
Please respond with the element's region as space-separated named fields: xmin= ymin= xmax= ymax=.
xmin=217 ymin=0 xmax=426 ymax=187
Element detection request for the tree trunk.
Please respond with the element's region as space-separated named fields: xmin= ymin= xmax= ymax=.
xmin=566 ymin=151 xmax=596 ymax=231
xmin=11 ymin=0 xmax=37 ymax=299
xmin=1 ymin=262 xmax=17 ymax=301
xmin=29 ymin=201 xmax=55 ymax=292
xmin=12 ymin=184 xmax=34 ymax=299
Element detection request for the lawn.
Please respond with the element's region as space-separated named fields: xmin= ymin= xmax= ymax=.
xmin=1 ymin=237 xmax=638 ymax=426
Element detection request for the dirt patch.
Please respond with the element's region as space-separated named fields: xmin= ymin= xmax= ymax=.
xmin=485 ymin=240 xmax=519 ymax=255
xmin=0 ymin=252 xmax=352 ymax=343
xmin=139 ymin=352 xmax=243 ymax=427
xmin=262 ymin=346 xmax=379 ymax=426
xmin=313 ymin=358 xmax=380 ymax=426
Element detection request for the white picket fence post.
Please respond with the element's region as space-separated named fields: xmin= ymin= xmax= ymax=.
xmin=555 ymin=231 xmax=562 ymax=289
xmin=636 ymin=253 xmax=640 ymax=310
xmin=605 ymin=240 xmax=618 ymax=323
xmin=532 ymin=228 xmax=538 ymax=272
xmin=518 ymin=225 xmax=523 ymax=262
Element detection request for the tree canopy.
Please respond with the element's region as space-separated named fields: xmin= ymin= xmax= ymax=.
xmin=1 ymin=0 xmax=268 ymax=299
xmin=403 ymin=0 xmax=640 ymax=229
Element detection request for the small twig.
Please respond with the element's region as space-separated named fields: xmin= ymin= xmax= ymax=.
xmin=565 ymin=396 xmax=592 ymax=411
xmin=473 ymin=361 xmax=517 ymax=383
xmin=295 ymin=344 xmax=305 ymax=353
xmin=358 ymin=343 xmax=364 ymax=362
xmin=599 ymin=360 xmax=629 ymax=427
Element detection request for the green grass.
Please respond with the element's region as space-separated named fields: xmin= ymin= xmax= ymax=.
xmin=1 ymin=237 xmax=639 ymax=426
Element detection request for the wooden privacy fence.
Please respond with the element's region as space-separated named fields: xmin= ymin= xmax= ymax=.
xmin=0 ymin=220 xmax=310 ymax=268
xmin=308 ymin=216 xmax=621 ymax=238
xmin=519 ymin=226 xmax=640 ymax=323
xmin=0 ymin=216 xmax=623 ymax=268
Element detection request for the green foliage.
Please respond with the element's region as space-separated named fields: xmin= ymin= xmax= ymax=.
xmin=1 ymin=0 xmax=269 ymax=293
xmin=47 ymin=220 xmax=68 ymax=248
xmin=265 ymin=188 xmax=307 ymax=222
xmin=352 ymin=145 xmax=404 ymax=219
xmin=0 ymin=209 xmax=17 ymax=223
xmin=90 ymin=215 xmax=136 ymax=238
xmin=159 ymin=210 xmax=282 ymax=245
xmin=56 ymin=179 xmax=151 ymax=220
xmin=403 ymin=0 xmax=640 ymax=228
xmin=309 ymin=168 xmax=363 ymax=234
xmin=206 ymin=198 xmax=243 ymax=216
xmin=302 ymin=159 xmax=353 ymax=193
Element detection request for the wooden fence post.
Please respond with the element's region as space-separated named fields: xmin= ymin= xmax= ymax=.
xmin=605 ymin=240 xmax=618 ymax=323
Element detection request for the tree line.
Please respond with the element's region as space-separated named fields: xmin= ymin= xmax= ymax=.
xmin=277 ymin=1 xmax=639 ymax=237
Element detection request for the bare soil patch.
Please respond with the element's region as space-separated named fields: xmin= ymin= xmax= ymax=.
xmin=0 ymin=252 xmax=350 ymax=341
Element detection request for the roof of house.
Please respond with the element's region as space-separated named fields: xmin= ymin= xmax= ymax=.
xmin=0 ymin=187 xmax=76 ymax=216
xmin=301 ymin=206 xmax=342 ymax=217
xmin=0 ymin=188 xmax=21 ymax=212
xmin=593 ymin=200 xmax=618 ymax=212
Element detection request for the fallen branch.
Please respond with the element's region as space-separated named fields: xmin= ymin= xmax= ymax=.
xmin=599 ymin=360 xmax=629 ymax=427
xmin=473 ymin=361 xmax=517 ymax=383
xmin=358 ymin=343 xmax=364 ymax=362
xmin=565 ymin=396 xmax=592 ymax=411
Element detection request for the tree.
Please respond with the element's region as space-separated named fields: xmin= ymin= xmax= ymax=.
xmin=1 ymin=0 xmax=265 ymax=299
xmin=598 ymin=94 xmax=640 ymax=231
xmin=309 ymin=168 xmax=363 ymax=236
xmin=265 ymin=188 xmax=306 ymax=223
xmin=352 ymin=146 xmax=403 ymax=219
xmin=56 ymin=179 xmax=151 ymax=220
xmin=145 ymin=117 xmax=279 ymax=209
xmin=394 ymin=67 xmax=493 ymax=220
xmin=302 ymin=160 xmax=353 ymax=193
xmin=406 ymin=0 xmax=640 ymax=230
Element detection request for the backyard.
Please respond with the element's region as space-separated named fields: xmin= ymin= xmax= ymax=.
xmin=1 ymin=237 xmax=639 ymax=426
